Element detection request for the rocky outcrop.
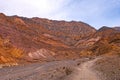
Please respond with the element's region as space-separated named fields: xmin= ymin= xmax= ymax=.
xmin=75 ymin=26 xmax=120 ymax=56
xmin=74 ymin=26 xmax=116 ymax=48
xmin=90 ymin=27 xmax=120 ymax=56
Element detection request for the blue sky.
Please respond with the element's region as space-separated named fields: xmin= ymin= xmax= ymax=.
xmin=0 ymin=0 xmax=120 ymax=29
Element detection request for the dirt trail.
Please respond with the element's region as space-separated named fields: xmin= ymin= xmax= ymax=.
xmin=64 ymin=58 xmax=102 ymax=80
xmin=0 ymin=58 xmax=103 ymax=80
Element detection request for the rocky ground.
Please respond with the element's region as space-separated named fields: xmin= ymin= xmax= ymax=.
xmin=93 ymin=55 xmax=120 ymax=80
xmin=0 ymin=58 xmax=90 ymax=80
xmin=1 ymin=56 xmax=119 ymax=80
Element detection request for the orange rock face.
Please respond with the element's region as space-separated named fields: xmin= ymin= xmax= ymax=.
xmin=0 ymin=36 xmax=23 ymax=66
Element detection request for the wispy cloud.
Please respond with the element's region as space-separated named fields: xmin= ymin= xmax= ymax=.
xmin=0 ymin=0 xmax=120 ymax=29
xmin=0 ymin=0 xmax=70 ymax=17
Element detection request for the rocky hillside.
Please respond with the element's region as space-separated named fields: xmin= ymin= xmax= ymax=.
xmin=90 ymin=26 xmax=120 ymax=56
xmin=0 ymin=13 xmax=96 ymax=66
xmin=0 ymin=13 xmax=120 ymax=67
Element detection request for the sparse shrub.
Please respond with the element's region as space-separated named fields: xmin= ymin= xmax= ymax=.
xmin=65 ymin=68 xmax=72 ymax=75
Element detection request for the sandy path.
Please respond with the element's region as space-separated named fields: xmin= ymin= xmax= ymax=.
xmin=64 ymin=58 xmax=102 ymax=80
